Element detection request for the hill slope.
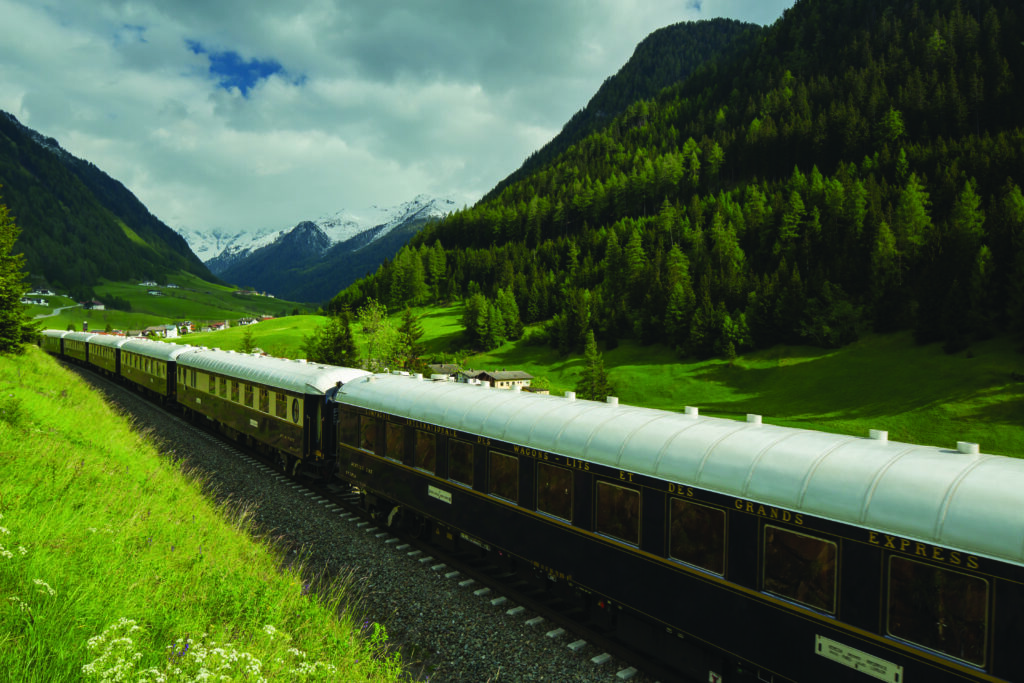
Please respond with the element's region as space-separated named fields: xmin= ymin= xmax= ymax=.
xmin=0 ymin=111 xmax=218 ymax=296
xmin=339 ymin=0 xmax=1024 ymax=359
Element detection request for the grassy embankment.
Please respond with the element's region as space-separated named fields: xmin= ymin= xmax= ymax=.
xmin=0 ymin=347 xmax=406 ymax=682
xmin=178 ymin=304 xmax=1024 ymax=458
xmin=27 ymin=271 xmax=312 ymax=332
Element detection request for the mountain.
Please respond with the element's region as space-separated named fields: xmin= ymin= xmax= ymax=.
xmin=180 ymin=195 xmax=456 ymax=303
xmin=0 ymin=111 xmax=218 ymax=296
xmin=337 ymin=0 xmax=1024 ymax=358
xmin=485 ymin=18 xmax=764 ymax=201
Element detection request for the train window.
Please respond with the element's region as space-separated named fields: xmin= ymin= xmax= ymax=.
xmin=339 ymin=409 xmax=358 ymax=447
xmin=887 ymin=556 xmax=988 ymax=666
xmin=414 ymin=430 xmax=436 ymax=473
xmin=190 ymin=369 xmax=196 ymax=387
xmin=360 ymin=415 xmax=378 ymax=453
xmin=669 ymin=499 xmax=725 ymax=575
xmin=449 ymin=439 xmax=474 ymax=486
xmin=537 ymin=463 xmax=572 ymax=521
xmin=595 ymin=481 xmax=640 ymax=545
xmin=275 ymin=392 xmax=287 ymax=418
xmin=207 ymin=375 xmax=215 ymax=393
xmin=763 ymin=525 xmax=837 ymax=614
xmin=219 ymin=377 xmax=227 ymax=398
xmin=489 ymin=451 xmax=518 ymax=503
xmin=259 ymin=387 xmax=269 ymax=413
xmin=385 ymin=422 xmax=404 ymax=461
xmin=230 ymin=381 xmax=239 ymax=403
xmin=244 ymin=384 xmax=254 ymax=408
xmin=291 ymin=398 xmax=299 ymax=424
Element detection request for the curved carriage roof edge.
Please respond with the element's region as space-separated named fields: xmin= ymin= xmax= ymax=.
xmin=86 ymin=334 xmax=132 ymax=349
xmin=336 ymin=373 xmax=1024 ymax=566
xmin=63 ymin=331 xmax=98 ymax=342
xmin=178 ymin=348 xmax=371 ymax=394
xmin=120 ymin=338 xmax=200 ymax=362
xmin=41 ymin=329 xmax=72 ymax=339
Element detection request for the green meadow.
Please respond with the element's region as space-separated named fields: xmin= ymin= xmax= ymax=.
xmin=30 ymin=271 xmax=312 ymax=333
xmin=0 ymin=348 xmax=405 ymax=682
xmin=174 ymin=303 xmax=1024 ymax=458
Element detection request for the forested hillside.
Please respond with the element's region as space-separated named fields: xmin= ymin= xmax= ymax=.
xmin=485 ymin=18 xmax=763 ymax=200
xmin=335 ymin=0 xmax=1024 ymax=359
xmin=0 ymin=112 xmax=218 ymax=297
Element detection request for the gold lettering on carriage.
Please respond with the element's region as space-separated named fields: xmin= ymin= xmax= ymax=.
xmin=867 ymin=531 xmax=980 ymax=569
xmin=512 ymin=445 xmax=551 ymax=460
xmin=733 ymin=499 xmax=804 ymax=525
xmin=406 ymin=419 xmax=457 ymax=437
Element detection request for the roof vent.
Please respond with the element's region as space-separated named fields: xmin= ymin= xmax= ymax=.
xmin=957 ymin=441 xmax=980 ymax=455
xmin=747 ymin=414 xmax=762 ymax=425
xmin=869 ymin=429 xmax=888 ymax=442
xmin=685 ymin=406 xmax=699 ymax=417
xmin=565 ymin=391 xmax=576 ymax=401
xmin=606 ymin=396 xmax=618 ymax=405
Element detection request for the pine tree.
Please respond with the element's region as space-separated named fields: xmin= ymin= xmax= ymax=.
xmin=397 ymin=306 xmax=425 ymax=369
xmin=0 ymin=198 xmax=31 ymax=353
xmin=302 ymin=311 xmax=360 ymax=367
xmin=574 ymin=330 xmax=614 ymax=402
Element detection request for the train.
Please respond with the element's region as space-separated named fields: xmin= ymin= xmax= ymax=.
xmin=40 ymin=328 xmax=1024 ymax=682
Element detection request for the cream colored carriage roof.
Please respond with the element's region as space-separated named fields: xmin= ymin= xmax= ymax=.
xmin=337 ymin=373 xmax=1024 ymax=566
xmin=62 ymin=331 xmax=97 ymax=344
xmin=41 ymin=329 xmax=71 ymax=340
xmin=177 ymin=348 xmax=371 ymax=394
xmin=120 ymin=338 xmax=198 ymax=362
xmin=86 ymin=334 xmax=131 ymax=349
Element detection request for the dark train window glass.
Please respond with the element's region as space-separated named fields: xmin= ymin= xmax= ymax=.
xmin=339 ymin=410 xmax=358 ymax=446
xmin=244 ymin=384 xmax=254 ymax=407
xmin=259 ymin=387 xmax=270 ymax=413
xmin=763 ymin=525 xmax=837 ymax=614
xmin=230 ymin=381 xmax=239 ymax=403
xmin=291 ymin=398 xmax=299 ymax=424
xmin=385 ymin=422 xmax=404 ymax=461
xmin=887 ymin=557 xmax=988 ymax=666
xmin=360 ymin=415 xmax=378 ymax=453
xmin=537 ymin=463 xmax=572 ymax=521
xmin=190 ymin=369 xmax=196 ymax=387
xmin=414 ymin=430 xmax=436 ymax=473
xmin=219 ymin=377 xmax=227 ymax=398
xmin=669 ymin=498 xmax=725 ymax=575
xmin=449 ymin=439 xmax=474 ymax=486
xmin=275 ymin=392 xmax=287 ymax=418
xmin=489 ymin=451 xmax=518 ymax=503
xmin=595 ymin=481 xmax=640 ymax=545
xmin=207 ymin=374 xmax=215 ymax=393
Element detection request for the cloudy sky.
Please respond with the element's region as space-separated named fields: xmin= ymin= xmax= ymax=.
xmin=0 ymin=0 xmax=794 ymax=235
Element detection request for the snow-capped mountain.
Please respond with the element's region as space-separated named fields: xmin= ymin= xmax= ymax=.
xmin=177 ymin=194 xmax=457 ymax=303
xmin=178 ymin=194 xmax=456 ymax=274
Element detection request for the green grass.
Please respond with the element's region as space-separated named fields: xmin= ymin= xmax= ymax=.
xmin=32 ymin=273 xmax=314 ymax=333
xmin=174 ymin=316 xmax=328 ymax=356
xmin=0 ymin=348 xmax=406 ymax=682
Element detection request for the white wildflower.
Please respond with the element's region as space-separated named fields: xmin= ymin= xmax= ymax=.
xmin=7 ymin=596 xmax=31 ymax=613
xmin=33 ymin=579 xmax=55 ymax=596
xmin=0 ymin=547 xmax=12 ymax=560
xmin=0 ymin=526 xmax=9 ymax=534
xmin=17 ymin=546 xmax=27 ymax=556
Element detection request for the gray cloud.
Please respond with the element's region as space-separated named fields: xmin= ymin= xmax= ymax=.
xmin=0 ymin=0 xmax=794 ymax=233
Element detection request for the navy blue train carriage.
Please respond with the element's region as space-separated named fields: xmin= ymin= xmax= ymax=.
xmin=332 ymin=373 xmax=1024 ymax=683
